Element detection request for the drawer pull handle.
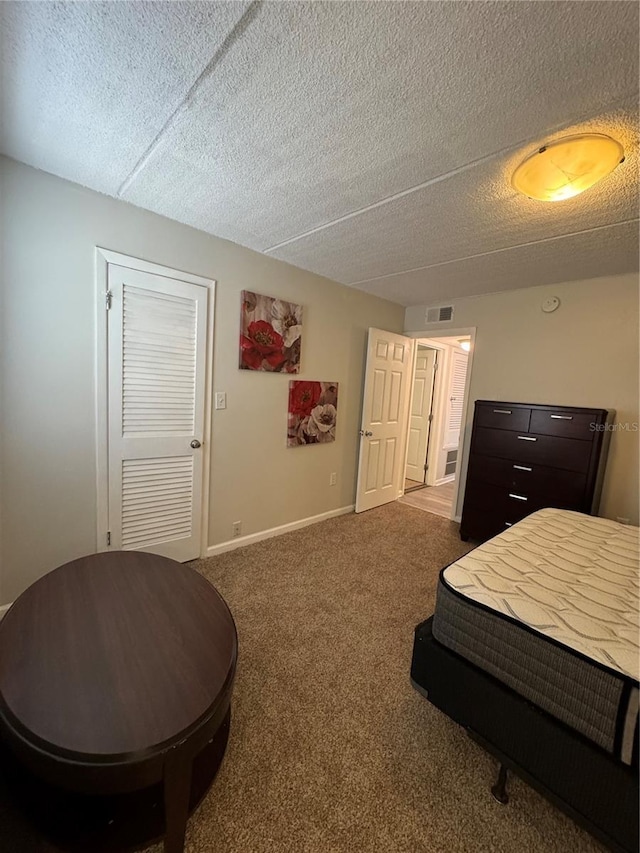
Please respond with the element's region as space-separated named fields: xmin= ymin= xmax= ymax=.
xmin=509 ymin=493 xmax=528 ymax=501
xmin=551 ymin=415 xmax=573 ymax=420
xmin=493 ymin=409 xmax=512 ymax=414
xmin=517 ymin=436 xmax=537 ymax=441
xmin=513 ymin=465 xmax=532 ymax=472
xmin=504 ymin=522 xmax=513 ymax=527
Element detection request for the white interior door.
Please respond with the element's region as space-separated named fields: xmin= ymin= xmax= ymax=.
xmin=355 ymin=328 xmax=415 ymax=513
xmin=405 ymin=348 xmax=437 ymax=483
xmin=444 ymin=350 xmax=469 ymax=449
xmin=107 ymin=264 xmax=208 ymax=561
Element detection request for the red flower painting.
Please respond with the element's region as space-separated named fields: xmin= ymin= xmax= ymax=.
xmin=240 ymin=320 xmax=286 ymax=370
xmin=288 ymin=381 xmax=322 ymax=417
xmin=288 ymin=381 xmax=338 ymax=447
xmin=239 ymin=291 xmax=303 ymax=372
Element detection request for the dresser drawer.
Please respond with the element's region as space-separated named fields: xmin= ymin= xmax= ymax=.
xmin=464 ymin=481 xmax=543 ymax=515
xmin=467 ymin=455 xmax=587 ymax=504
xmin=460 ymin=503 xmax=534 ymax=542
xmin=475 ymin=405 xmax=530 ymax=432
xmin=464 ymin=481 xmax=583 ymax=518
xmin=529 ymin=409 xmax=599 ymax=441
xmin=473 ymin=427 xmax=593 ymax=472
xmin=460 ymin=506 xmax=512 ymax=542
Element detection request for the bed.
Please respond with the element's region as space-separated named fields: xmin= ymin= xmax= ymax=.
xmin=411 ymin=508 xmax=639 ymax=853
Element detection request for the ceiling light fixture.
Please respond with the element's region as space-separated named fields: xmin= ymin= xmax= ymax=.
xmin=512 ymin=133 xmax=624 ymax=202
xmin=459 ymin=340 xmax=471 ymax=352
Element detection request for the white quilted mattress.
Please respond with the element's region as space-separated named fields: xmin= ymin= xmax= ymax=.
xmin=443 ymin=508 xmax=639 ymax=681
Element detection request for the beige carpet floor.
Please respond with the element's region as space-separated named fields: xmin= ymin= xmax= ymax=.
xmin=0 ymin=503 xmax=604 ymax=853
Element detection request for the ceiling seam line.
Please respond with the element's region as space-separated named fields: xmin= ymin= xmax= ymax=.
xmin=263 ymin=148 xmax=512 ymax=252
xmin=348 ymin=218 xmax=640 ymax=286
xmin=117 ymin=1 xmax=263 ymax=199
xmin=262 ymin=91 xmax=638 ymax=254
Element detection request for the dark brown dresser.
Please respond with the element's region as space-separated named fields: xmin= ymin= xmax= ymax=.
xmin=460 ymin=400 xmax=614 ymax=542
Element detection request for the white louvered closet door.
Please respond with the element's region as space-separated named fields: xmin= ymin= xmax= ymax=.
xmin=444 ymin=350 xmax=468 ymax=448
xmin=107 ymin=265 xmax=208 ymax=561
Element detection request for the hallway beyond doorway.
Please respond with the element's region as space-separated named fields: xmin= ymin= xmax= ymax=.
xmin=404 ymin=478 xmax=425 ymax=493
xmin=398 ymin=480 xmax=455 ymax=519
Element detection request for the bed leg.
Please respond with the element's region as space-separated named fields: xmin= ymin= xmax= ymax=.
xmin=491 ymin=764 xmax=509 ymax=805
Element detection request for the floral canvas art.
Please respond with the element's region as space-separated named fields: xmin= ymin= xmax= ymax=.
xmin=288 ymin=381 xmax=338 ymax=447
xmin=240 ymin=291 xmax=303 ymax=373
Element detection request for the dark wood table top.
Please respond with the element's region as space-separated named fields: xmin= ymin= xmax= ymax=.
xmin=0 ymin=551 xmax=237 ymax=762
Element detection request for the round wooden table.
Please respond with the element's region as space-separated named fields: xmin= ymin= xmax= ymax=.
xmin=0 ymin=551 xmax=237 ymax=853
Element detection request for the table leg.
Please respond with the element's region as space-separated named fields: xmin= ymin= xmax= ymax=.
xmin=163 ymin=748 xmax=193 ymax=853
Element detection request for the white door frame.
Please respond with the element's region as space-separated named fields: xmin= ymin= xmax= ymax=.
xmin=405 ymin=327 xmax=476 ymax=521
xmin=95 ymin=248 xmax=216 ymax=558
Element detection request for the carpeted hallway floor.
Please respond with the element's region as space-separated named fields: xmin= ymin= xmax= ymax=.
xmin=0 ymin=503 xmax=604 ymax=852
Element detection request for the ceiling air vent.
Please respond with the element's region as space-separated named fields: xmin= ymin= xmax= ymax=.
xmin=425 ymin=305 xmax=454 ymax=324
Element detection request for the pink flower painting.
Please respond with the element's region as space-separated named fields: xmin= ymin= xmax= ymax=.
xmin=288 ymin=381 xmax=338 ymax=447
xmin=240 ymin=291 xmax=303 ymax=373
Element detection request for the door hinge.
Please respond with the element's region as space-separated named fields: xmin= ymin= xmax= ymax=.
xmin=105 ymin=290 xmax=113 ymax=310
xmin=424 ymin=464 xmax=429 ymax=472
xmin=434 ymin=360 xmax=438 ymax=372
xmin=428 ymin=414 xmax=433 ymax=423
xmin=107 ymin=531 xmax=111 ymax=546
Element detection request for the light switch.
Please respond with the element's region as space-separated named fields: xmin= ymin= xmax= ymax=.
xmin=215 ymin=391 xmax=227 ymax=410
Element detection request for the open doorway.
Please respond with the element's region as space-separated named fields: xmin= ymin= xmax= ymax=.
xmin=400 ymin=335 xmax=471 ymax=519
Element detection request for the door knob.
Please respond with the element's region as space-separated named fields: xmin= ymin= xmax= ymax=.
xmin=359 ymin=430 xmax=373 ymax=437
xmin=190 ymin=439 xmax=201 ymax=449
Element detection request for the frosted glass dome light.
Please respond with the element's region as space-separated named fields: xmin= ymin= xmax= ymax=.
xmin=512 ymin=134 xmax=624 ymax=202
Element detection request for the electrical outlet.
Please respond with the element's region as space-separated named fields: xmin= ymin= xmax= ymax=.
xmin=215 ymin=391 xmax=227 ymax=410
xmin=232 ymin=521 xmax=242 ymax=537
xmin=329 ymin=472 xmax=337 ymax=486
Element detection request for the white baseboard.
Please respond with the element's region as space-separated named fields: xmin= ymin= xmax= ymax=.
xmin=0 ymin=603 xmax=13 ymax=620
xmin=205 ymin=505 xmax=354 ymax=558
xmin=435 ymin=475 xmax=455 ymax=486
xmin=453 ymin=514 xmax=461 ymax=523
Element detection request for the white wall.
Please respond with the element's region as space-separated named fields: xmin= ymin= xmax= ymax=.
xmin=405 ymin=273 xmax=640 ymax=524
xmin=0 ymin=157 xmax=404 ymax=604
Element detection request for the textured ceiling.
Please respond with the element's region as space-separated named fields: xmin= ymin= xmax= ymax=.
xmin=1 ymin=1 xmax=638 ymax=306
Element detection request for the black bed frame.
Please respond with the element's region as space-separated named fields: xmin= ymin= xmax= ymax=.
xmin=411 ymin=617 xmax=639 ymax=853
